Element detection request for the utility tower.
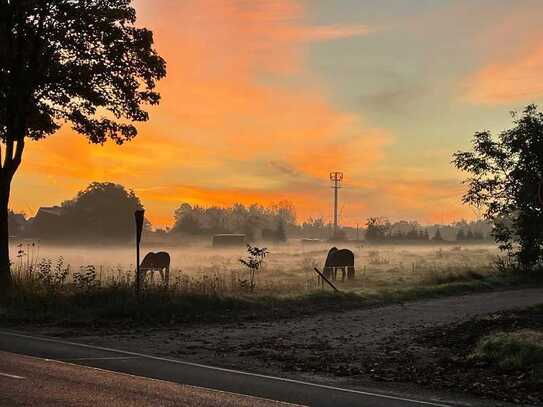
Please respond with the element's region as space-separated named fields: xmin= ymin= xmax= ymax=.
xmin=329 ymin=171 xmax=343 ymax=240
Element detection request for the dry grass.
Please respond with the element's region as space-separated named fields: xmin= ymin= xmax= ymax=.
xmin=7 ymin=241 xmax=505 ymax=297
xmin=471 ymin=329 xmax=543 ymax=383
xmin=2 ymin=241 xmax=539 ymax=326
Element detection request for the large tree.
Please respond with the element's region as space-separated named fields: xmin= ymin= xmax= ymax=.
xmin=453 ymin=105 xmax=543 ymax=271
xmin=0 ymin=0 xmax=166 ymax=288
xmin=32 ymin=182 xmax=145 ymax=240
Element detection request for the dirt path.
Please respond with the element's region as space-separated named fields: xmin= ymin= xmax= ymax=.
xmin=65 ymin=288 xmax=543 ymax=357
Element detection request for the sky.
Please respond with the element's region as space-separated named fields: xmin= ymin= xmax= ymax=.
xmin=11 ymin=0 xmax=543 ymax=228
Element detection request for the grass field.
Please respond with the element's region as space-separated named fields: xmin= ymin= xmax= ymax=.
xmin=2 ymin=240 xmax=541 ymax=326
xmin=10 ymin=240 xmax=501 ymax=294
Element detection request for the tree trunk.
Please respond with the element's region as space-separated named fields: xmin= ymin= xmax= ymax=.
xmin=0 ymin=176 xmax=12 ymax=292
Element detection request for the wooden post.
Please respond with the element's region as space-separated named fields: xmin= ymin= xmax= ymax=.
xmin=313 ymin=267 xmax=340 ymax=292
xmin=135 ymin=210 xmax=145 ymax=297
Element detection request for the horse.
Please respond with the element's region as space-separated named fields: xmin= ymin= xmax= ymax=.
xmin=323 ymin=247 xmax=355 ymax=282
xmin=140 ymin=251 xmax=171 ymax=286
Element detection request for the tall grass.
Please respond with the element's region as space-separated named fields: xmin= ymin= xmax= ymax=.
xmin=1 ymin=255 xmax=542 ymax=326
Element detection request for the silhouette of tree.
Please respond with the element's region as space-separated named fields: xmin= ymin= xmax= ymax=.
xmin=433 ymin=228 xmax=444 ymax=241
xmin=456 ymin=228 xmax=466 ymax=241
xmin=453 ymin=105 xmax=543 ymax=270
xmin=171 ymin=201 xmax=296 ymax=239
xmin=60 ymin=182 xmax=144 ymax=240
xmin=0 ymin=0 xmax=166 ymax=288
xmin=365 ymin=217 xmax=390 ymax=241
xmin=301 ymin=217 xmax=325 ymax=238
xmin=172 ymin=203 xmax=202 ymax=235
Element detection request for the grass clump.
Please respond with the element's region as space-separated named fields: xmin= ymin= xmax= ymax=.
xmin=471 ymin=330 xmax=543 ymax=383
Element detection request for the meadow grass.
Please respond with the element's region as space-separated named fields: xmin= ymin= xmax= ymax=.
xmin=471 ymin=325 xmax=543 ymax=383
xmin=1 ymin=255 xmax=542 ymax=327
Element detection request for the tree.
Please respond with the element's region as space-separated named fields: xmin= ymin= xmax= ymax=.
xmin=172 ymin=203 xmax=203 ymax=235
xmin=433 ymin=228 xmax=444 ymax=241
xmin=60 ymin=182 xmax=144 ymax=240
xmin=456 ymin=228 xmax=466 ymax=241
xmin=453 ymin=105 xmax=543 ymax=270
xmin=301 ymin=217 xmax=325 ymax=238
xmin=0 ymin=0 xmax=166 ymax=288
xmin=365 ymin=217 xmax=390 ymax=241
xmin=423 ymin=229 xmax=430 ymax=241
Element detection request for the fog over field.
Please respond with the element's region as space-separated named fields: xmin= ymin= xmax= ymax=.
xmin=10 ymin=239 xmax=500 ymax=294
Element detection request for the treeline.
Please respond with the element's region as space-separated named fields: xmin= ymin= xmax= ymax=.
xmin=9 ymin=182 xmax=296 ymax=243
xmin=170 ymin=201 xmax=296 ymax=241
xmin=8 ymin=181 xmax=493 ymax=244
xmin=364 ymin=217 xmax=491 ymax=243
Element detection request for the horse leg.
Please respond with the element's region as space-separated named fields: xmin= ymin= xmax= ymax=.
xmin=165 ymin=266 xmax=170 ymax=288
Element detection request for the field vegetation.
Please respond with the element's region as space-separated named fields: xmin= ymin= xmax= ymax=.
xmin=471 ymin=329 xmax=543 ymax=384
xmin=2 ymin=241 xmax=541 ymax=327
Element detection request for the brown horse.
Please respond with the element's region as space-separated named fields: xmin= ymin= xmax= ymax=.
xmin=140 ymin=251 xmax=171 ymax=286
xmin=323 ymin=247 xmax=355 ymax=281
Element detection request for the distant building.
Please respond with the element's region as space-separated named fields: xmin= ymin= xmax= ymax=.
xmin=30 ymin=206 xmax=64 ymax=237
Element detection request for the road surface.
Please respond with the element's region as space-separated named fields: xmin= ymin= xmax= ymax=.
xmin=0 ymin=330 xmax=453 ymax=407
xmin=0 ymin=351 xmax=291 ymax=406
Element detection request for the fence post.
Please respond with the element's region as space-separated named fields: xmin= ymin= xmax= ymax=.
xmin=135 ymin=210 xmax=145 ymax=297
xmin=313 ymin=267 xmax=340 ymax=292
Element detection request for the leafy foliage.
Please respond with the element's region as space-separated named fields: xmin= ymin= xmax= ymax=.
xmin=453 ymin=105 xmax=543 ymax=270
xmin=73 ymin=265 xmax=100 ymax=292
xmin=0 ymin=0 xmax=166 ymax=146
xmin=35 ymin=257 xmax=70 ymax=292
xmin=0 ymin=0 xmax=165 ymax=285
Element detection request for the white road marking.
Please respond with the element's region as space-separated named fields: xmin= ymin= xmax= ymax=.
xmin=0 ymin=371 xmax=25 ymax=380
xmin=0 ymin=330 xmax=452 ymax=407
xmin=62 ymin=356 xmax=141 ymax=361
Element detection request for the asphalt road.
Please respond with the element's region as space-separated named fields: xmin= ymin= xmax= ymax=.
xmin=0 ymin=330 xmax=453 ymax=407
xmin=0 ymin=351 xmax=291 ymax=406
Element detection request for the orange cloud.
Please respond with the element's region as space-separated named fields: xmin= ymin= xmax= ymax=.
xmin=465 ymin=42 xmax=543 ymax=104
xmin=11 ymin=0 xmax=468 ymax=228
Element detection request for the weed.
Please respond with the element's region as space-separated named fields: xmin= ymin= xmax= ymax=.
xmin=239 ymin=245 xmax=269 ymax=292
xmin=73 ymin=265 xmax=101 ymax=292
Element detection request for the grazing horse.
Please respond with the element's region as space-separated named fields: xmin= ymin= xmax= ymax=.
xmin=140 ymin=251 xmax=171 ymax=286
xmin=323 ymin=247 xmax=355 ymax=282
